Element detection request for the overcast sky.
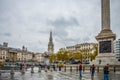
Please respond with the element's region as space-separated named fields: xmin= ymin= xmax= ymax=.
xmin=0 ymin=0 xmax=120 ymax=53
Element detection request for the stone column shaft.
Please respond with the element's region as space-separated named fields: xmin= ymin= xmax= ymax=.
xmin=102 ymin=0 xmax=110 ymax=30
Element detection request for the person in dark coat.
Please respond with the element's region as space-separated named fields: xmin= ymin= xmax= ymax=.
xmin=79 ymin=63 xmax=82 ymax=80
xmin=104 ymin=64 xmax=109 ymax=80
xmin=90 ymin=64 xmax=95 ymax=80
xmin=53 ymin=64 xmax=56 ymax=71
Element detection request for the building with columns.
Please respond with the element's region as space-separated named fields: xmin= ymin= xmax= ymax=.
xmin=61 ymin=42 xmax=98 ymax=61
xmin=66 ymin=43 xmax=97 ymax=53
xmin=0 ymin=42 xmax=10 ymax=61
xmin=35 ymin=53 xmax=44 ymax=62
xmin=0 ymin=42 xmax=33 ymax=62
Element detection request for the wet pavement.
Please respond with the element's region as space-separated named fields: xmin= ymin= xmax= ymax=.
xmin=0 ymin=67 xmax=120 ymax=80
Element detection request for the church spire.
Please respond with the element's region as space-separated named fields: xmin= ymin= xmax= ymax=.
xmin=48 ymin=31 xmax=54 ymax=54
xmin=49 ymin=31 xmax=53 ymax=42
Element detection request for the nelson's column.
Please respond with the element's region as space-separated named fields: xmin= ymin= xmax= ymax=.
xmin=92 ymin=0 xmax=119 ymax=65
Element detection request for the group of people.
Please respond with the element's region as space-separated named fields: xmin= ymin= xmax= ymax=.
xmin=79 ymin=63 xmax=109 ymax=80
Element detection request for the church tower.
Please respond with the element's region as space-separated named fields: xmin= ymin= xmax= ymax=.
xmin=48 ymin=31 xmax=54 ymax=54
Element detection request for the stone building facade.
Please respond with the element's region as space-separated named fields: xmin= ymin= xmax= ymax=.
xmin=64 ymin=43 xmax=98 ymax=61
xmin=66 ymin=43 xmax=97 ymax=53
xmin=0 ymin=42 xmax=34 ymax=62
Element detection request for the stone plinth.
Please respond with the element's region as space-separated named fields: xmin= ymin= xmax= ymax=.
xmin=91 ymin=53 xmax=120 ymax=65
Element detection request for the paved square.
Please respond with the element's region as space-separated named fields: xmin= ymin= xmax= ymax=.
xmin=0 ymin=67 xmax=120 ymax=80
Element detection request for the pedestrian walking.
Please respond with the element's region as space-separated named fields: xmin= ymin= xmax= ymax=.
xmin=20 ymin=63 xmax=22 ymax=70
xmin=90 ymin=64 xmax=95 ymax=80
xmin=104 ymin=64 xmax=109 ymax=80
xmin=59 ymin=66 xmax=61 ymax=71
xmin=79 ymin=62 xmax=82 ymax=80
xmin=53 ymin=64 xmax=56 ymax=71
xmin=47 ymin=65 xmax=50 ymax=70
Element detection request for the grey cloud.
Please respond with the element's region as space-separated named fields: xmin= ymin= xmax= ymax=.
xmin=64 ymin=38 xmax=79 ymax=46
xmin=4 ymin=33 xmax=11 ymax=36
xmin=47 ymin=17 xmax=79 ymax=27
xmin=83 ymin=37 xmax=90 ymax=42
xmin=65 ymin=38 xmax=78 ymax=42
xmin=48 ymin=17 xmax=79 ymax=42
xmin=0 ymin=0 xmax=120 ymax=53
xmin=53 ymin=28 xmax=68 ymax=47
xmin=54 ymin=30 xmax=68 ymax=39
xmin=38 ymin=30 xmax=48 ymax=34
xmin=54 ymin=34 xmax=80 ymax=46
xmin=0 ymin=32 xmax=12 ymax=37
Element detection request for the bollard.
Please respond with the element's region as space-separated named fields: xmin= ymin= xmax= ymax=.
xmin=25 ymin=65 xmax=27 ymax=71
xmin=76 ymin=66 xmax=78 ymax=72
xmin=70 ymin=66 xmax=72 ymax=72
xmin=31 ymin=66 xmax=34 ymax=73
xmin=0 ymin=71 xmax=1 ymax=76
xmin=90 ymin=66 xmax=91 ymax=72
xmin=114 ymin=66 xmax=116 ymax=73
xmin=45 ymin=69 xmax=47 ymax=72
xmin=10 ymin=67 xmax=14 ymax=75
xmin=50 ymin=67 xmax=53 ymax=72
xmin=83 ymin=66 xmax=85 ymax=72
xmin=10 ymin=73 xmax=14 ymax=79
xmin=64 ymin=66 xmax=66 ymax=72
xmin=38 ymin=67 xmax=41 ymax=72
xmin=21 ymin=68 xmax=25 ymax=74
xmin=20 ymin=64 xmax=25 ymax=74
xmin=0 ymin=67 xmax=1 ymax=76
xmin=45 ymin=66 xmax=47 ymax=72
xmin=97 ymin=66 xmax=99 ymax=72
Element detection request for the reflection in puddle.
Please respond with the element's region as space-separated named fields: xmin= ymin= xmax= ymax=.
xmin=47 ymin=74 xmax=53 ymax=80
xmin=10 ymin=74 xmax=14 ymax=80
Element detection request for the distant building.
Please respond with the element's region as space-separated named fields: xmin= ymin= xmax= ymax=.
xmin=59 ymin=48 xmax=66 ymax=51
xmin=0 ymin=42 xmax=47 ymax=63
xmin=66 ymin=43 xmax=97 ymax=53
xmin=63 ymin=42 xmax=98 ymax=61
xmin=35 ymin=53 xmax=44 ymax=62
xmin=48 ymin=31 xmax=54 ymax=54
xmin=0 ymin=42 xmax=33 ymax=62
xmin=0 ymin=46 xmax=8 ymax=61
xmin=0 ymin=42 xmax=10 ymax=61
xmin=114 ymin=39 xmax=120 ymax=61
xmin=66 ymin=46 xmax=76 ymax=52
xmin=75 ymin=43 xmax=97 ymax=54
